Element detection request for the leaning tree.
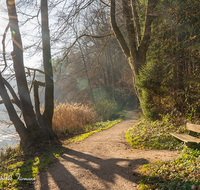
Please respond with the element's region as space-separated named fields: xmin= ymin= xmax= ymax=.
xmin=0 ymin=0 xmax=56 ymax=148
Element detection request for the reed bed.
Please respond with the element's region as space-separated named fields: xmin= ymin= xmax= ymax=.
xmin=52 ymin=102 xmax=98 ymax=136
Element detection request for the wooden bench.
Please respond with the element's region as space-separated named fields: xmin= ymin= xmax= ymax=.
xmin=170 ymin=123 xmax=200 ymax=145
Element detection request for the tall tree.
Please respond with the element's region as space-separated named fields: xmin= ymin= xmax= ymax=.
xmin=110 ymin=0 xmax=158 ymax=109
xmin=0 ymin=0 xmax=56 ymax=148
xmin=40 ymin=0 xmax=55 ymax=139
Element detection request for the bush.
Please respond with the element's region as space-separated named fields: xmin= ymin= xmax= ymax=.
xmin=93 ymin=99 xmax=121 ymax=121
xmin=52 ymin=102 xmax=98 ymax=136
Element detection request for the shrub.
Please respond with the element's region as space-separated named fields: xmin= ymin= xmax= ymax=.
xmin=52 ymin=102 xmax=98 ymax=137
xmin=93 ymin=99 xmax=121 ymax=121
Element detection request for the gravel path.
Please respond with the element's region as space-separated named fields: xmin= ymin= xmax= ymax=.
xmin=33 ymin=110 xmax=179 ymax=190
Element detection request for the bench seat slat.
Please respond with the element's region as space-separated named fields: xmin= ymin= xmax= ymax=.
xmin=170 ymin=133 xmax=200 ymax=143
xmin=186 ymin=123 xmax=200 ymax=133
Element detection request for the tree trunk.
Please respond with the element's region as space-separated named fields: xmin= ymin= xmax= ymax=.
xmin=7 ymin=0 xmax=40 ymax=131
xmin=0 ymin=73 xmax=29 ymax=148
xmin=110 ymin=0 xmax=158 ymax=114
xmin=41 ymin=0 xmax=56 ymax=140
xmin=0 ymin=0 xmax=57 ymax=149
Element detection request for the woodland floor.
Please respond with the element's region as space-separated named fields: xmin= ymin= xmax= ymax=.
xmin=32 ymin=109 xmax=179 ymax=190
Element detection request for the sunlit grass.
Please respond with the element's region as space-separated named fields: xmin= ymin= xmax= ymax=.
xmin=66 ymin=119 xmax=123 ymax=142
xmin=0 ymin=145 xmax=66 ymax=189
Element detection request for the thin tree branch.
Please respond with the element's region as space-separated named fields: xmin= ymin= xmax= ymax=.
xmin=19 ymin=8 xmax=40 ymax=27
xmin=25 ymin=66 xmax=45 ymax=74
xmin=99 ymin=0 xmax=111 ymax=7
xmin=62 ymin=33 xmax=114 ymax=61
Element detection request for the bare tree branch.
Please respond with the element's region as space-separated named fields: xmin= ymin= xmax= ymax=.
xmin=122 ymin=0 xmax=137 ymax=58
xmin=25 ymin=66 xmax=45 ymax=75
xmin=0 ymin=99 xmax=16 ymax=105
xmin=33 ymin=80 xmax=43 ymax=129
xmin=2 ymin=77 xmax=21 ymax=109
xmin=62 ymin=33 xmax=114 ymax=61
xmin=1 ymin=23 xmax=10 ymax=73
xmin=99 ymin=0 xmax=111 ymax=7
xmin=110 ymin=0 xmax=130 ymax=58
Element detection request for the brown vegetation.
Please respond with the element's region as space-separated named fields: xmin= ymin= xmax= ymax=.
xmin=52 ymin=102 xmax=98 ymax=137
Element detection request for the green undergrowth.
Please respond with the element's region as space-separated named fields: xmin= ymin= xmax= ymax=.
xmin=139 ymin=147 xmax=200 ymax=190
xmin=0 ymin=145 xmax=66 ymax=189
xmin=66 ymin=119 xmax=123 ymax=142
xmin=126 ymin=114 xmax=200 ymax=189
xmin=126 ymin=115 xmax=189 ymax=150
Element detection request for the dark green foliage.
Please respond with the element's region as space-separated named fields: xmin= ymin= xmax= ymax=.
xmin=136 ymin=61 xmax=166 ymax=120
xmin=93 ymin=99 xmax=122 ymax=121
xmin=137 ymin=0 xmax=200 ymax=120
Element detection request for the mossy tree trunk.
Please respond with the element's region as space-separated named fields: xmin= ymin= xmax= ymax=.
xmin=110 ymin=0 xmax=158 ymax=113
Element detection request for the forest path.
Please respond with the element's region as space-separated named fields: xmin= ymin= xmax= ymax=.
xmin=33 ymin=109 xmax=179 ymax=190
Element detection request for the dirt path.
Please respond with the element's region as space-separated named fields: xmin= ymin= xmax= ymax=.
xmin=33 ymin=110 xmax=179 ymax=190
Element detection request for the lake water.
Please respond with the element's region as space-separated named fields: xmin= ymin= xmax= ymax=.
xmin=0 ymin=111 xmax=20 ymax=150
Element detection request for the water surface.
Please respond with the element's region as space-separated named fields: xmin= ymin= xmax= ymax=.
xmin=0 ymin=111 xmax=19 ymax=150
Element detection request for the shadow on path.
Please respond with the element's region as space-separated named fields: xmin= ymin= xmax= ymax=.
xmin=33 ymin=147 xmax=148 ymax=190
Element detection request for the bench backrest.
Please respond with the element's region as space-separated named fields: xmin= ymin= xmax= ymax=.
xmin=186 ymin=123 xmax=200 ymax=133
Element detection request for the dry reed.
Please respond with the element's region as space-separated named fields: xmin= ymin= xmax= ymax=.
xmin=52 ymin=102 xmax=98 ymax=136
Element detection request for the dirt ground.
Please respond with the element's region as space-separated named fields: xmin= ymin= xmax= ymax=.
xmin=33 ymin=110 xmax=179 ymax=190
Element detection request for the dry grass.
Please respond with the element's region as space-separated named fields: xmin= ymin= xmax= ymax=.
xmin=52 ymin=102 xmax=98 ymax=137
